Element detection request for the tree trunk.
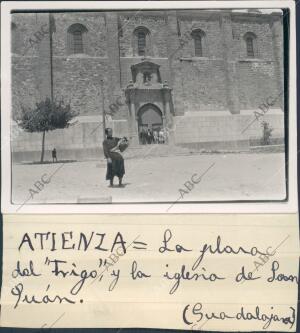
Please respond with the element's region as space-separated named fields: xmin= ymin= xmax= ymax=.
xmin=40 ymin=130 xmax=46 ymax=163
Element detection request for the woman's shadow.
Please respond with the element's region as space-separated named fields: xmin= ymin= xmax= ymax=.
xmin=110 ymin=182 xmax=131 ymax=188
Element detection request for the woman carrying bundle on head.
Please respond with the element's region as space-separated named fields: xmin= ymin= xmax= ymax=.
xmin=102 ymin=128 xmax=129 ymax=187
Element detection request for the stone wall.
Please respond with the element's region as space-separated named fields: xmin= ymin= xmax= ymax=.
xmin=51 ymin=12 xmax=107 ymax=57
xmin=171 ymin=59 xmax=228 ymax=113
xmin=10 ymin=10 xmax=285 ymax=159
xmin=175 ymin=110 xmax=284 ymax=150
xmin=119 ymin=12 xmax=168 ymax=58
xmin=231 ymin=16 xmax=275 ymax=60
xmin=231 ymin=14 xmax=283 ymax=110
xmin=53 ymin=57 xmax=109 ymax=116
xmin=11 ymin=10 xmax=284 ymax=117
xmin=237 ymin=60 xmax=280 ymax=110
xmin=11 ymin=116 xmax=129 ymax=163
xmin=12 ymin=13 xmax=53 ymax=117
xmin=11 ymin=110 xmax=284 ymax=162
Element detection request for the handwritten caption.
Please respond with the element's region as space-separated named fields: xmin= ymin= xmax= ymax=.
xmin=8 ymin=227 xmax=298 ymax=330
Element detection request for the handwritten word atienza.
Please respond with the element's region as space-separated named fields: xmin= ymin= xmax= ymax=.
xmin=183 ymin=303 xmax=296 ymax=330
xmin=18 ymin=231 xmax=128 ymax=252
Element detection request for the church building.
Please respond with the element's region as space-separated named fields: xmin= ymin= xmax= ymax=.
xmin=11 ymin=9 xmax=284 ymax=160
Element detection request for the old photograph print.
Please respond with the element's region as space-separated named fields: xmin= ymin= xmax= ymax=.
xmin=10 ymin=8 xmax=287 ymax=208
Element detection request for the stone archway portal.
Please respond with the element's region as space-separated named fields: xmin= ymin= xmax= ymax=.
xmin=138 ymin=104 xmax=163 ymax=143
xmin=138 ymin=104 xmax=163 ymax=130
xmin=125 ymin=60 xmax=174 ymax=146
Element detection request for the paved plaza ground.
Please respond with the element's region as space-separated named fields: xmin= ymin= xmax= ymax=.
xmin=12 ymin=151 xmax=286 ymax=209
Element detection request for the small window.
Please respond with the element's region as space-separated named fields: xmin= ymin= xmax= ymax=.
xmin=67 ymin=23 xmax=88 ymax=54
xmin=138 ymin=31 xmax=146 ymax=56
xmin=73 ymin=30 xmax=83 ymax=53
xmin=246 ymin=37 xmax=254 ymax=57
xmin=244 ymin=32 xmax=257 ymax=58
xmin=191 ymin=29 xmax=205 ymax=57
xmin=194 ymin=35 xmax=202 ymax=57
xmin=133 ymin=27 xmax=151 ymax=57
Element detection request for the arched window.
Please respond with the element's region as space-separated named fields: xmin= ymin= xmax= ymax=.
xmin=133 ymin=27 xmax=151 ymax=56
xmin=67 ymin=23 xmax=88 ymax=54
xmin=191 ymin=29 xmax=205 ymax=57
xmin=244 ymin=32 xmax=257 ymax=58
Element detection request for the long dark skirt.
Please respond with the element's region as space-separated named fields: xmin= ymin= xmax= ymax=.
xmin=106 ymin=152 xmax=125 ymax=180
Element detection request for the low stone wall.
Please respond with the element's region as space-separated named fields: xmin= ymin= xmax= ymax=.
xmin=11 ymin=110 xmax=285 ymax=162
xmin=11 ymin=116 xmax=129 ymax=163
xmin=174 ymin=109 xmax=284 ymax=150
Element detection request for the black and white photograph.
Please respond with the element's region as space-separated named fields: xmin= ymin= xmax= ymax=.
xmin=1 ymin=1 xmax=297 ymax=213
xmin=0 ymin=2 xmax=299 ymax=331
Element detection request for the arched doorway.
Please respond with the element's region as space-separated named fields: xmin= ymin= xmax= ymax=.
xmin=138 ymin=104 xmax=163 ymax=144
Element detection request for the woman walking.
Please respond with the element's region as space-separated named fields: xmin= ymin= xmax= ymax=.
xmin=102 ymin=128 xmax=128 ymax=187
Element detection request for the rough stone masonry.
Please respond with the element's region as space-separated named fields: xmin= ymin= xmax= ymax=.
xmin=10 ymin=9 xmax=284 ymax=161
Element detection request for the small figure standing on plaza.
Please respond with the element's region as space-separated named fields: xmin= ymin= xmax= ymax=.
xmin=153 ymin=130 xmax=158 ymax=144
xmin=163 ymin=127 xmax=169 ymax=144
xmin=103 ymin=128 xmax=128 ymax=187
xmin=159 ymin=128 xmax=165 ymax=144
xmin=52 ymin=148 xmax=57 ymax=163
xmin=147 ymin=128 xmax=153 ymax=144
xmin=142 ymin=128 xmax=147 ymax=144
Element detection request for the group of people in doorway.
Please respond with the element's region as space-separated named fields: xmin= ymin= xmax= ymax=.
xmin=139 ymin=127 xmax=169 ymax=145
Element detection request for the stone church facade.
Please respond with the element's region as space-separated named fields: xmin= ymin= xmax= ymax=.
xmin=11 ymin=10 xmax=284 ymax=160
